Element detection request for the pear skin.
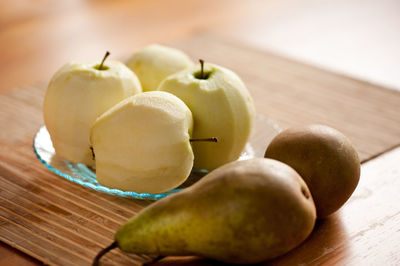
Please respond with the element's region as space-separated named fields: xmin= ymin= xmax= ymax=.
xmin=265 ymin=125 xmax=360 ymax=218
xmin=114 ymin=158 xmax=316 ymax=264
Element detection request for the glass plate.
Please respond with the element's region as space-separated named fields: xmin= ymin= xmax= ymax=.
xmin=33 ymin=114 xmax=280 ymax=200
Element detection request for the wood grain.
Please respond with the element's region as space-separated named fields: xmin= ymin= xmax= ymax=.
xmin=0 ymin=35 xmax=400 ymax=265
xmin=0 ymin=242 xmax=40 ymax=266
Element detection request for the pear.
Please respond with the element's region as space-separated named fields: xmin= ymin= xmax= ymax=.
xmin=125 ymin=44 xmax=193 ymax=92
xmin=43 ymin=52 xmax=142 ymax=166
xmin=264 ymin=125 xmax=360 ymax=218
xmin=93 ymin=158 xmax=316 ymax=265
xmin=158 ymin=61 xmax=256 ymax=170
xmin=90 ymin=91 xmax=194 ymax=194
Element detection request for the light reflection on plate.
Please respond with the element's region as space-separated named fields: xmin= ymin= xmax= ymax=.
xmin=33 ymin=114 xmax=280 ymax=200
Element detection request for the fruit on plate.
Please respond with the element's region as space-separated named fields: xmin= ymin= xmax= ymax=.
xmin=90 ymin=91 xmax=194 ymax=194
xmin=93 ymin=158 xmax=316 ymax=265
xmin=43 ymin=52 xmax=142 ymax=166
xmin=158 ymin=60 xmax=256 ymax=170
xmin=125 ymin=44 xmax=193 ymax=92
xmin=264 ymin=125 xmax=360 ymax=218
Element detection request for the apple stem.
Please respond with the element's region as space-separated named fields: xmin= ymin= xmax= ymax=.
xmin=199 ymin=59 xmax=204 ymax=79
xmin=99 ymin=51 xmax=110 ymax=70
xmin=90 ymin=146 xmax=95 ymax=160
xmin=190 ymin=137 xmax=218 ymax=143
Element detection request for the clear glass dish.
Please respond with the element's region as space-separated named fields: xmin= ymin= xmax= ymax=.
xmin=33 ymin=114 xmax=280 ymax=200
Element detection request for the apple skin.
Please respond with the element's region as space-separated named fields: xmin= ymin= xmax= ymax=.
xmin=125 ymin=44 xmax=193 ymax=92
xmin=90 ymin=91 xmax=194 ymax=194
xmin=43 ymin=60 xmax=142 ymax=166
xmin=158 ymin=63 xmax=256 ymax=170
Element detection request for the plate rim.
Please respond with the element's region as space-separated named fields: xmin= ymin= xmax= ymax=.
xmin=33 ymin=115 xmax=280 ymax=200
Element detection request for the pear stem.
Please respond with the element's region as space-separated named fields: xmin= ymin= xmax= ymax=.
xmin=92 ymin=241 xmax=118 ymax=266
xmin=199 ymin=59 xmax=204 ymax=79
xmin=190 ymin=137 xmax=218 ymax=143
xmin=99 ymin=51 xmax=110 ymax=70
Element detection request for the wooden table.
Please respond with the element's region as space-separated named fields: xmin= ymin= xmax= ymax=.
xmin=1 ymin=1 xmax=400 ymax=265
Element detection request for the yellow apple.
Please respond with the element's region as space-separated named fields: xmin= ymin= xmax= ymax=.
xmin=90 ymin=91 xmax=194 ymax=194
xmin=158 ymin=62 xmax=256 ymax=170
xmin=43 ymin=58 xmax=142 ymax=166
xmin=125 ymin=44 xmax=193 ymax=92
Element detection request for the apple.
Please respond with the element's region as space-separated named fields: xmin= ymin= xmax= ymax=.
xmin=125 ymin=44 xmax=193 ymax=92
xmin=43 ymin=52 xmax=142 ymax=166
xmin=90 ymin=91 xmax=194 ymax=194
xmin=158 ymin=60 xmax=256 ymax=170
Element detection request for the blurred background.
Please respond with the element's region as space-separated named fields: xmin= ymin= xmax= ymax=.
xmin=1 ymin=0 xmax=399 ymax=93
xmin=1 ymin=0 xmax=400 ymax=264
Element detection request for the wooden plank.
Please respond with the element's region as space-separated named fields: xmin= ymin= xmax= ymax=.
xmin=0 ymin=35 xmax=399 ymax=265
xmin=0 ymin=241 xmax=40 ymax=266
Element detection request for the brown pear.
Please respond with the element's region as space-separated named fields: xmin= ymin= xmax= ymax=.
xmin=265 ymin=125 xmax=360 ymax=218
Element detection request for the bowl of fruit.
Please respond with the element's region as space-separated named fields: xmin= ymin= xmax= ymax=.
xmin=35 ymin=44 xmax=279 ymax=200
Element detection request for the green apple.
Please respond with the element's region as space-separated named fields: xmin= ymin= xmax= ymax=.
xmin=158 ymin=61 xmax=256 ymax=170
xmin=125 ymin=44 xmax=193 ymax=92
xmin=43 ymin=53 xmax=142 ymax=166
xmin=90 ymin=91 xmax=194 ymax=194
